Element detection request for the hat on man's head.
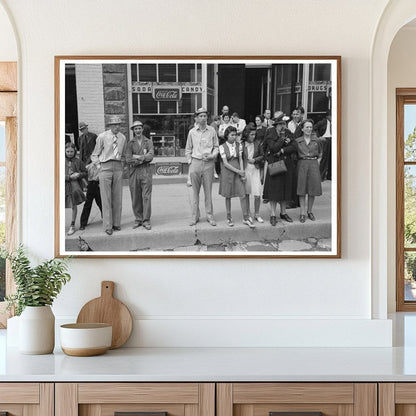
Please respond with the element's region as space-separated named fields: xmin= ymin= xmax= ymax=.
xmin=79 ymin=121 xmax=88 ymax=130
xmin=195 ymin=107 xmax=208 ymax=116
xmin=272 ymin=111 xmax=289 ymax=124
xmin=107 ymin=116 xmax=122 ymax=125
xmin=130 ymin=120 xmax=144 ymax=130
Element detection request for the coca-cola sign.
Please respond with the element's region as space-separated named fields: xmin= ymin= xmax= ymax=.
xmin=153 ymin=87 xmax=181 ymax=101
xmin=155 ymin=163 xmax=182 ymax=176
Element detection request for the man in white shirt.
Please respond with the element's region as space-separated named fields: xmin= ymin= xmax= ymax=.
xmin=287 ymin=107 xmax=303 ymax=138
xmin=91 ymin=116 xmax=127 ymax=235
xmin=231 ymin=112 xmax=246 ymax=142
xmin=185 ymin=108 xmax=219 ymax=226
xmin=263 ymin=109 xmax=273 ymax=128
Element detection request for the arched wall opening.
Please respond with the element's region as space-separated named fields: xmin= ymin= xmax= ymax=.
xmin=387 ymin=16 xmax=416 ymax=312
xmin=371 ymin=1 xmax=416 ymax=319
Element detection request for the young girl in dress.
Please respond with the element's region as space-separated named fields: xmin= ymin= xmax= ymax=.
xmin=65 ymin=142 xmax=87 ymax=235
xmin=219 ymin=126 xmax=255 ymax=228
xmin=243 ymin=127 xmax=264 ymax=223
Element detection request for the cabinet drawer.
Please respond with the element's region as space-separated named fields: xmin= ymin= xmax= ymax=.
xmin=218 ymin=383 xmax=376 ymax=416
xmin=0 ymin=383 xmax=53 ymax=415
xmin=56 ymin=383 xmax=215 ymax=416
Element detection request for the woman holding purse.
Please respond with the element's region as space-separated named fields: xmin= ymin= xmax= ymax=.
xmin=262 ymin=111 xmax=297 ymax=226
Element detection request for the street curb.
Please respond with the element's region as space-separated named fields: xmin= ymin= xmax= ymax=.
xmin=65 ymin=220 xmax=331 ymax=252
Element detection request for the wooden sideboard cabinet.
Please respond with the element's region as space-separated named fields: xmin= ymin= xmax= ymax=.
xmin=55 ymin=383 xmax=215 ymax=416
xmin=217 ymin=383 xmax=377 ymax=416
xmin=0 ymin=383 xmax=53 ymax=415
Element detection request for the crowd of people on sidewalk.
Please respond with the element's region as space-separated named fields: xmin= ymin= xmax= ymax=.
xmin=185 ymin=106 xmax=332 ymax=229
xmin=64 ymin=106 xmax=332 ymax=236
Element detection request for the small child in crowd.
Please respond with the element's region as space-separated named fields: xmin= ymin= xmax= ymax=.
xmin=65 ymin=142 xmax=87 ymax=235
xmin=243 ymin=127 xmax=264 ymax=223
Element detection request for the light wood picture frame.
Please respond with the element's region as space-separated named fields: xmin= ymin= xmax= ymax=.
xmin=55 ymin=56 xmax=341 ymax=258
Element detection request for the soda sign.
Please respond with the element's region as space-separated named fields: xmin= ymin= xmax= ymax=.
xmin=153 ymin=87 xmax=181 ymax=101
xmin=155 ymin=163 xmax=182 ymax=176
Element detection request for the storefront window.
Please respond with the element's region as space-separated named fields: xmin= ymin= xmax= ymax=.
xmin=178 ymin=64 xmax=196 ymax=82
xmin=131 ymin=64 xmax=138 ymax=82
xmin=196 ymin=64 xmax=202 ymax=82
xmin=132 ymin=92 xmax=139 ymax=114
xmin=312 ymin=64 xmax=331 ymax=81
xmin=207 ymin=64 xmax=215 ymax=89
xmin=130 ymin=63 xmax=205 ymax=157
xmin=134 ymin=114 xmax=193 ymax=157
xmin=179 ymin=93 xmax=192 ymax=114
xmin=312 ymin=92 xmax=330 ymax=113
xmin=160 ymin=100 xmax=177 ymax=114
xmin=139 ymin=64 xmax=157 ymax=82
xmin=158 ymin=64 xmax=176 ymax=82
xmin=140 ymin=93 xmax=158 ymax=114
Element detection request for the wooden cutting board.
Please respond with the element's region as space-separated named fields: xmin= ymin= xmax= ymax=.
xmin=76 ymin=281 xmax=133 ymax=349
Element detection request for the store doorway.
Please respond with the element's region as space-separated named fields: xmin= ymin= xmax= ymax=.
xmin=217 ymin=65 xmax=269 ymax=124
xmin=244 ymin=68 xmax=269 ymax=124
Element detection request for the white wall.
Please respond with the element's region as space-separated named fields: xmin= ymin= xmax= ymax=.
xmin=0 ymin=0 xmax=395 ymax=347
xmin=387 ymin=26 xmax=416 ymax=312
xmin=0 ymin=2 xmax=16 ymax=61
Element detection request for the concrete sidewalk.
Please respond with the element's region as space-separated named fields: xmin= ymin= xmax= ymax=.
xmin=65 ymin=178 xmax=333 ymax=253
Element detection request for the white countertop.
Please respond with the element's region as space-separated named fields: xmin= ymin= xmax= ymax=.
xmin=2 ymin=345 xmax=416 ymax=382
xmin=3 ymin=313 xmax=416 ymax=382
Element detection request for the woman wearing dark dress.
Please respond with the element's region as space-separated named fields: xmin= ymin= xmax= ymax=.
xmin=254 ymin=115 xmax=267 ymax=184
xmin=262 ymin=112 xmax=297 ymax=226
xmin=295 ymin=119 xmax=323 ymax=223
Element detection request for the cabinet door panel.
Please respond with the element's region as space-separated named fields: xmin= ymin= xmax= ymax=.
xmin=379 ymin=383 xmax=416 ymax=416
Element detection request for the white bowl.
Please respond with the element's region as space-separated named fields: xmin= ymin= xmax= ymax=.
xmin=60 ymin=323 xmax=112 ymax=356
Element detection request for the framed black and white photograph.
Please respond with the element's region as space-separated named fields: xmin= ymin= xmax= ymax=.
xmin=55 ymin=56 xmax=341 ymax=258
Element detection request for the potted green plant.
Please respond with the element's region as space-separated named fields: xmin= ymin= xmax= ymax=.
xmin=3 ymin=245 xmax=71 ymax=354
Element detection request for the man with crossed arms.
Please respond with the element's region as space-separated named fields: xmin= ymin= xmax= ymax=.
xmin=91 ymin=116 xmax=127 ymax=235
xmin=185 ymin=107 xmax=219 ymax=226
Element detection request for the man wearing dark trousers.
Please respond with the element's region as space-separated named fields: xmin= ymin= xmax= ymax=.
xmin=78 ymin=122 xmax=102 ymax=230
xmin=125 ymin=120 xmax=154 ymax=230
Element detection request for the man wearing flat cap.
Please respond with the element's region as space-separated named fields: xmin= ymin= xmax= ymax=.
xmin=185 ymin=107 xmax=219 ymax=226
xmin=125 ymin=120 xmax=154 ymax=230
xmin=91 ymin=116 xmax=127 ymax=235
xmin=78 ymin=122 xmax=98 ymax=165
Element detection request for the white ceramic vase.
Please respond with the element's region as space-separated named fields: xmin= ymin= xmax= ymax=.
xmin=19 ymin=305 xmax=55 ymax=354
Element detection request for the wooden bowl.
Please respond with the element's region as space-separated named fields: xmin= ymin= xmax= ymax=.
xmin=60 ymin=323 xmax=112 ymax=356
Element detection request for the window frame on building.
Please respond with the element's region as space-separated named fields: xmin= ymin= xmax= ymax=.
xmin=130 ymin=62 xmax=204 ymax=116
xmin=396 ymin=88 xmax=416 ymax=311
